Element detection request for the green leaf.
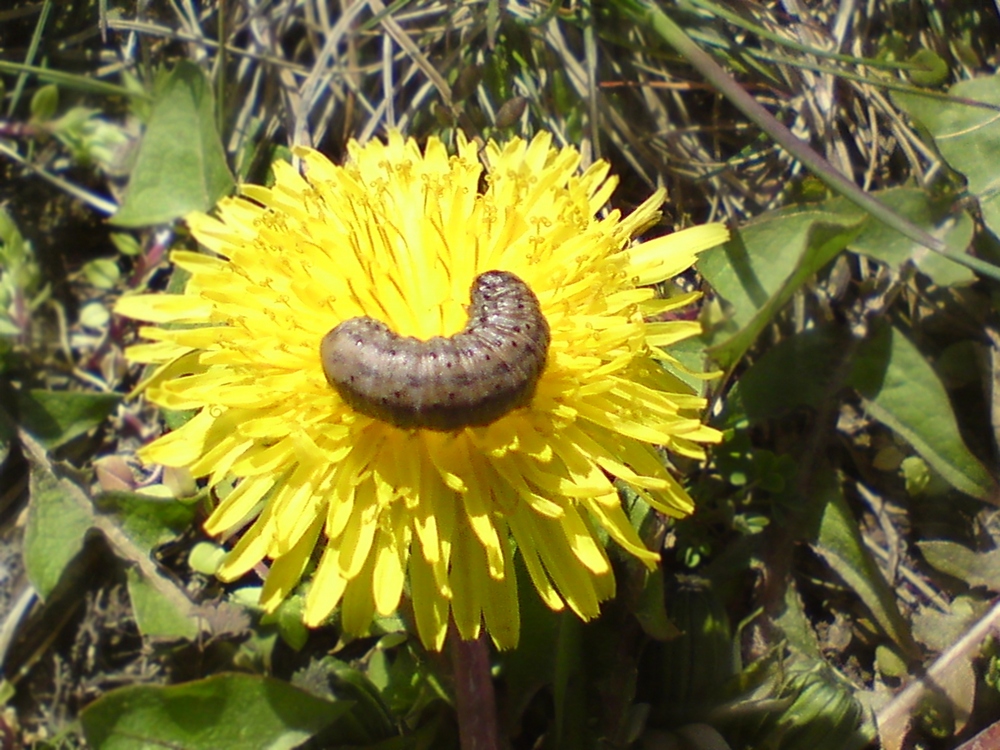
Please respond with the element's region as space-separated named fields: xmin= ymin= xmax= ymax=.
xmin=911 ymin=594 xmax=984 ymax=652
xmin=736 ymin=325 xmax=852 ymax=423
xmin=876 ymin=644 xmax=909 ymax=678
xmin=553 ymin=612 xmax=586 ymax=750
xmin=23 ymin=436 xmax=96 ymax=598
xmin=80 ymin=673 xmax=350 ymax=749
xmin=917 ymin=540 xmax=1000 ymax=592
xmin=848 ymin=322 xmax=996 ymax=500
xmin=698 ymin=208 xmax=862 ymax=369
xmin=772 ymin=580 xmax=822 ymax=659
xmin=907 ymin=49 xmax=949 ymax=87
xmin=90 ymin=491 xmax=202 ymax=639
xmin=727 ymin=319 xmax=993 ymax=500
xmin=375 ymin=639 xmax=440 ymax=720
xmin=657 ymin=578 xmax=734 ymax=715
xmin=0 ymin=205 xmax=40 ymax=306
xmin=810 ymin=480 xmax=917 ymax=657
xmin=110 ymin=232 xmax=141 ymax=257
xmin=326 ymin=660 xmax=398 ymax=741
xmin=21 ymin=435 xmax=202 ymax=643
xmin=83 ymin=257 xmax=120 ymax=289
xmin=94 ymin=491 xmax=197 ymax=553
xmin=189 ymin=540 xmax=226 ymax=575
xmin=126 ymin=567 xmax=199 ymax=640
xmin=15 ymin=389 xmax=120 ymax=450
xmin=274 ymin=596 xmax=308 ymax=651
xmin=901 ymin=455 xmax=933 ymax=495
xmin=835 ymin=187 xmax=975 ymax=287
xmin=497 ymin=569 xmax=561 ymax=737
xmin=111 ymin=61 xmax=233 ymax=227
xmin=30 ymin=83 xmax=58 ymax=121
xmin=701 ymin=189 xmax=974 ymax=375
xmin=894 ymin=74 xmax=1000 ymax=240
xmin=633 ymin=567 xmax=682 ymax=641
xmin=80 ymin=301 xmax=111 ymax=330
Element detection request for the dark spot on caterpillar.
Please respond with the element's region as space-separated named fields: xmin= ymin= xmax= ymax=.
xmin=321 ymin=270 xmax=550 ymax=431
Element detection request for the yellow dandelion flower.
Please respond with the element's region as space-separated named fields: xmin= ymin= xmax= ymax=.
xmin=116 ymin=131 xmax=727 ymax=651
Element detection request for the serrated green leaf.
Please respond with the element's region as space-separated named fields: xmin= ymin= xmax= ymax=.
xmin=111 ymin=61 xmax=233 ymax=227
xmin=774 ymin=581 xmax=823 ymax=659
xmin=848 ymin=322 xmax=995 ymax=500
xmin=911 ymin=594 xmax=983 ymax=652
xmin=21 ymin=435 xmax=202 ymax=640
xmin=80 ymin=673 xmax=350 ymax=749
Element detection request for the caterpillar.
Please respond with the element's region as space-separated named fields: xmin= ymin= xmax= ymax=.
xmin=320 ymin=270 xmax=550 ymax=431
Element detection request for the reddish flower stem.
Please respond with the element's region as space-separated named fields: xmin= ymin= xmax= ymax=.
xmin=450 ymin=629 xmax=500 ymax=750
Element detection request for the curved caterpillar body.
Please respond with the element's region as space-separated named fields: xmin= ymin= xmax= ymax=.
xmin=321 ymin=270 xmax=550 ymax=431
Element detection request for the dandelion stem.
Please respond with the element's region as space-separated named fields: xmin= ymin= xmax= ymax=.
xmin=450 ymin=629 xmax=500 ymax=750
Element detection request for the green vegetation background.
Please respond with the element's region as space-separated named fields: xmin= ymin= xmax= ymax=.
xmin=2 ymin=1 xmax=1000 ymax=748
